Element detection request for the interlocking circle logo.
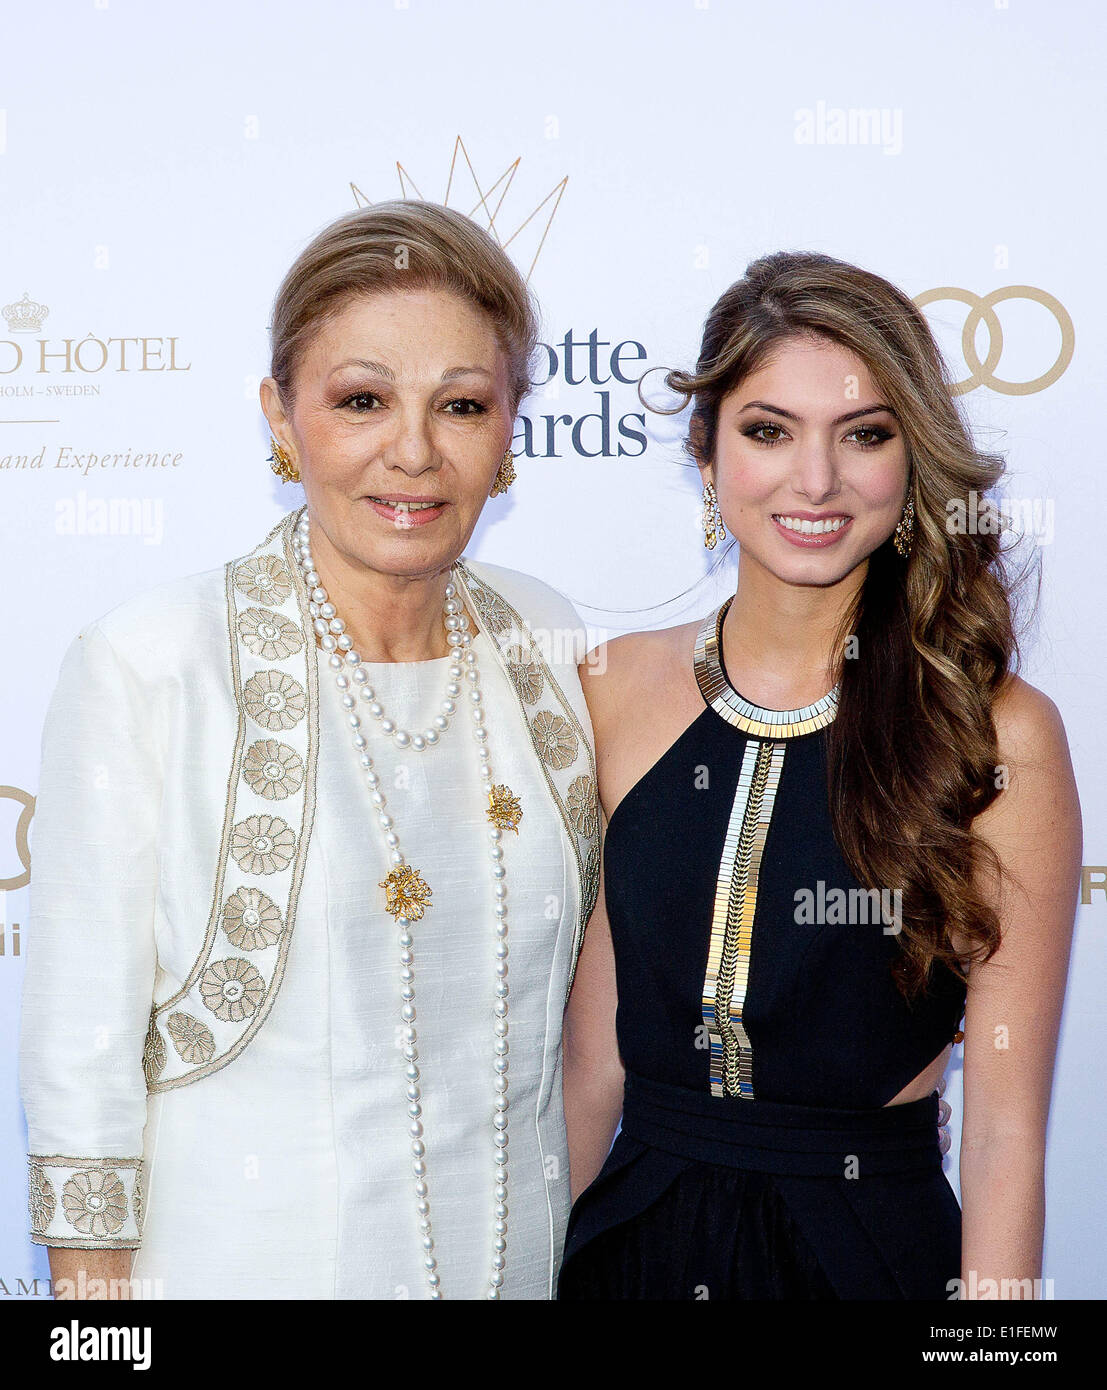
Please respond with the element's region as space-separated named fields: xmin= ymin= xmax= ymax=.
xmin=0 ymin=785 xmax=35 ymax=890
xmin=914 ymin=286 xmax=1074 ymax=396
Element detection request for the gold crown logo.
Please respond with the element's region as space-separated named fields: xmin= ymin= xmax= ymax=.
xmin=351 ymin=136 xmax=567 ymax=283
xmin=3 ymin=291 xmax=49 ymax=334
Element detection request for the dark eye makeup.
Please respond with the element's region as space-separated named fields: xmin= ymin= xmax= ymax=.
xmin=742 ymin=419 xmax=895 ymax=450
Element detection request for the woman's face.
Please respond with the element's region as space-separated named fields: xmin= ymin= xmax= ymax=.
xmin=261 ymin=287 xmax=514 ymax=584
xmin=702 ymin=334 xmax=909 ymax=589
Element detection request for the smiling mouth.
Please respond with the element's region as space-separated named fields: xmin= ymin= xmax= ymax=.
xmin=367 ymin=496 xmax=444 ymax=512
xmin=772 ymin=513 xmax=851 ymax=535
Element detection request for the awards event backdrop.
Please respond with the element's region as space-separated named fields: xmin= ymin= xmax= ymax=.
xmin=1 ymin=0 xmax=1103 ymax=1297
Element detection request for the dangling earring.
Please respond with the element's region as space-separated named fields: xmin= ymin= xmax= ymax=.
xmin=490 ymin=448 xmax=516 ymax=497
xmin=269 ymin=436 xmax=300 ymax=484
xmin=893 ymin=495 xmax=915 ymax=557
xmin=702 ymin=480 xmax=726 ymax=550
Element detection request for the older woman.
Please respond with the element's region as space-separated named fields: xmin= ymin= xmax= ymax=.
xmin=20 ymin=201 xmax=600 ymax=1299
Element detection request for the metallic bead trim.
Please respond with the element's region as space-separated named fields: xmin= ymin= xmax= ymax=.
xmin=694 ymin=598 xmax=839 ymax=738
xmin=702 ymin=739 xmax=787 ymax=1099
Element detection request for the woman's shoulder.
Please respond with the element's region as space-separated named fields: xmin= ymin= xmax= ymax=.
xmin=73 ymin=512 xmax=299 ymax=668
xmin=461 ymin=556 xmax=579 ymax=619
xmin=460 ymin=556 xmax=590 ymax=666
xmin=579 ymin=618 xmax=702 ymax=733
xmin=601 ymin=619 xmax=699 ymax=662
xmin=992 ymin=673 xmax=1067 ymax=750
xmin=585 ymin=619 xmax=700 ymax=688
xmin=78 ymin=563 xmax=230 ymax=667
xmin=986 ymin=673 xmax=1076 ymax=812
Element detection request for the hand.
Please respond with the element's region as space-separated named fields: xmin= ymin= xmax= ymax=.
xmin=937 ymin=1072 xmax=952 ymax=1156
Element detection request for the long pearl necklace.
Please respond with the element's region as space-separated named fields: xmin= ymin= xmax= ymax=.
xmin=297 ymin=545 xmax=463 ymax=754
xmin=292 ymin=513 xmax=514 ymax=1300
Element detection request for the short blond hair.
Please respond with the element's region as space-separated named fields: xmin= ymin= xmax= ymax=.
xmin=269 ymin=200 xmax=538 ymax=411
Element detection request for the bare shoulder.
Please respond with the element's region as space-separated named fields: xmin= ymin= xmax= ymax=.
xmin=580 ymin=619 xmax=705 ymax=818
xmin=991 ymin=674 xmax=1070 ymax=765
xmin=977 ymin=674 xmax=1080 ymax=851
xmin=580 ymin=621 xmax=699 ymax=727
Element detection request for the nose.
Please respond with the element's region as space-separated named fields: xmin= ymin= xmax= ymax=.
xmin=790 ymin=437 xmax=841 ymax=505
xmin=382 ymin=401 xmax=439 ymax=477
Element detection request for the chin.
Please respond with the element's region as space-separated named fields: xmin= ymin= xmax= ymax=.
xmin=757 ymin=545 xmax=869 ymax=590
xmin=361 ymin=536 xmax=462 ymax=580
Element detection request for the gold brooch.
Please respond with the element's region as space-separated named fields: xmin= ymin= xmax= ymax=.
xmin=486 ymin=784 xmax=523 ymax=834
xmin=379 ymin=865 xmax=433 ymax=921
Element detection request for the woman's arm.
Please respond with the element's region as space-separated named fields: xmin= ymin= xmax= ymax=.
xmin=20 ymin=619 xmax=161 ymax=1296
xmin=48 ymin=1249 xmax=135 ymax=1300
xmin=959 ymin=676 xmax=1081 ymax=1298
xmin=561 ymin=644 xmax=628 ymax=1199
xmin=563 ymin=853 xmax=624 ymax=1200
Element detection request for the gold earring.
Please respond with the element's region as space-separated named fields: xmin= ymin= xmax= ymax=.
xmin=893 ymin=495 xmax=915 ymax=557
xmin=269 ymin=436 xmax=300 ymax=484
xmin=490 ymin=448 xmax=516 ymax=498
xmin=702 ymin=480 xmax=725 ymax=550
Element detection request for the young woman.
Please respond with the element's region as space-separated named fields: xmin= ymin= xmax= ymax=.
xmin=559 ymin=252 xmax=1080 ymax=1299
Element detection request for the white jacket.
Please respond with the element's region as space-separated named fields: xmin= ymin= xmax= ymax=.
xmin=20 ymin=507 xmax=599 ymax=1296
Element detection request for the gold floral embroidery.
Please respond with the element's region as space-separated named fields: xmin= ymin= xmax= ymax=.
xmin=132 ymin=1170 xmax=144 ymax=1233
xmin=167 ymin=1011 xmax=217 ymax=1065
xmin=243 ymin=669 xmax=307 ymax=731
xmin=566 ymin=774 xmax=599 ymax=838
xmin=236 ymin=607 xmax=305 ymax=660
xmin=583 ymin=842 xmax=601 ymax=916
xmin=242 ymin=738 xmax=305 ymax=800
xmin=531 ymin=709 xmax=579 ymax=771
xmin=28 ymin=1163 xmax=56 ymax=1234
xmin=234 ymin=556 xmax=294 ymax=605
xmin=61 ymin=1170 xmax=127 ymax=1238
xmin=142 ymin=1013 xmax=166 ymax=1087
xmin=468 ymin=579 xmax=513 ymax=634
xmin=146 ymin=511 xmax=318 ymax=1092
xmin=231 ymin=813 xmax=296 ymax=874
xmin=505 ymin=645 xmax=545 ymax=704
xmin=222 ymin=886 xmax=284 ymax=950
xmin=200 ymin=958 xmax=266 ymax=1023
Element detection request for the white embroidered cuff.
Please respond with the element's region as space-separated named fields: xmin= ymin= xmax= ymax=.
xmin=28 ymin=1156 xmax=144 ymax=1249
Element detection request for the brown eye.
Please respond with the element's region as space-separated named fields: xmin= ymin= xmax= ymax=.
xmin=743 ymin=421 xmax=787 ymax=445
xmin=847 ymin=424 xmax=893 ymax=449
xmin=339 ymin=391 xmax=381 ymax=412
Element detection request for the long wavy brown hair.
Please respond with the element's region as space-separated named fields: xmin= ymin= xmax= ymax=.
xmin=662 ymin=251 xmax=1030 ymax=997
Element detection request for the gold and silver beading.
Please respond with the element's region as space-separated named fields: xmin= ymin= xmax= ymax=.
xmin=694 ymin=599 xmax=839 ymax=1099
xmin=694 ymin=598 xmax=839 ymax=739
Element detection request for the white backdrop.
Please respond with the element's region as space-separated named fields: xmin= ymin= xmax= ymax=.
xmin=1 ymin=0 xmax=1103 ymax=1299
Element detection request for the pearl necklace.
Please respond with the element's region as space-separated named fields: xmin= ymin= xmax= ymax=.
xmin=297 ymin=543 xmax=465 ymax=753
xmin=292 ymin=512 xmax=514 ymax=1300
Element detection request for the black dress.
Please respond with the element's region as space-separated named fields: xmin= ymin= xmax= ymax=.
xmin=558 ymin=601 xmax=966 ymax=1301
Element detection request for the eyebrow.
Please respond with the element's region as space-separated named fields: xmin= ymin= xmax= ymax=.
xmin=328 ymin=359 xmax=494 ymax=383
xmin=738 ymin=399 xmax=898 ymax=426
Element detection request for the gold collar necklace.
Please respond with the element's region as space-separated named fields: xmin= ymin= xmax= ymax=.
xmin=693 ymin=597 xmax=840 ymax=739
